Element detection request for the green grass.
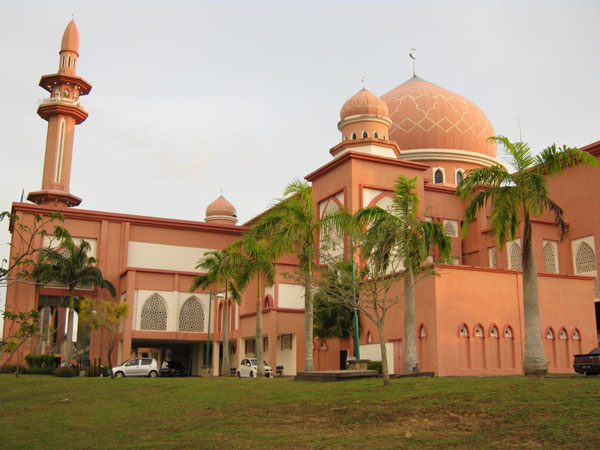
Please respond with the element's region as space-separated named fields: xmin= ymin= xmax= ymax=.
xmin=0 ymin=374 xmax=598 ymax=449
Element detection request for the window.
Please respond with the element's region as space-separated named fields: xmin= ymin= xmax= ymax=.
xmin=245 ymin=339 xmax=255 ymax=354
xmin=281 ymin=334 xmax=292 ymax=350
xmin=546 ymin=328 xmax=554 ymax=339
xmin=366 ymin=331 xmax=373 ymax=343
xmin=504 ymin=326 xmax=513 ymax=338
xmin=351 ymin=132 xmax=357 ymax=140
xmin=178 ymin=296 xmax=205 ymax=332
xmin=140 ymin=293 xmax=167 ymax=331
xmin=141 ymin=359 xmax=152 ymax=365
xmin=362 ymin=131 xmax=368 ymax=138
xmin=559 ymin=329 xmax=567 ymax=340
xmin=420 ymin=326 xmax=426 ymax=338
xmin=509 ymin=241 xmax=522 ymax=270
xmin=488 ymin=247 xmax=497 ymax=269
xmin=374 ymin=131 xmax=379 ymax=138
xmin=67 ymin=55 xmax=71 ymax=67
xmin=263 ymin=337 xmax=268 ymax=352
xmin=459 ymin=325 xmax=468 ymax=337
xmin=572 ymin=329 xmax=580 ymax=340
xmin=443 ymin=220 xmax=458 ymax=237
xmin=575 ymin=241 xmax=596 ymax=273
xmin=456 ymin=170 xmax=464 ymax=184
xmin=543 ymin=241 xmax=558 ymax=273
xmin=474 ymin=325 xmax=484 ymax=337
xmin=434 ymin=169 xmax=444 ymax=184
xmin=490 ymin=326 xmax=499 ymax=338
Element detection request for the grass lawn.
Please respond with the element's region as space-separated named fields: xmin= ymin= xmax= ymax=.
xmin=0 ymin=374 xmax=598 ymax=449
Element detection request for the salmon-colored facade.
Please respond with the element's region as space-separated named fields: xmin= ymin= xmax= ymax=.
xmin=2 ymin=21 xmax=599 ymax=376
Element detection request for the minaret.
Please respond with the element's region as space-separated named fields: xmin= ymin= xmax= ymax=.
xmin=27 ymin=20 xmax=92 ymax=208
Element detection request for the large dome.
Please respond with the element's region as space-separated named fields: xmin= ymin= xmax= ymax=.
xmin=381 ymin=77 xmax=496 ymax=157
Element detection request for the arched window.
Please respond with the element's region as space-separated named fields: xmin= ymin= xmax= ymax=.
xmin=443 ymin=220 xmax=458 ymax=238
xmin=546 ymin=327 xmax=554 ymax=339
xmin=489 ymin=325 xmax=499 ymax=338
xmin=474 ymin=325 xmax=484 ymax=337
xmin=459 ymin=324 xmax=469 ymax=337
xmin=420 ymin=325 xmax=427 ymax=338
xmin=559 ymin=328 xmax=567 ymax=340
xmin=572 ymin=329 xmax=580 ymax=340
xmin=373 ymin=131 xmax=379 ymax=138
xmin=67 ymin=55 xmax=71 ymax=67
xmin=488 ymin=247 xmax=497 ymax=269
xmin=362 ymin=131 xmax=368 ymax=138
xmin=351 ymin=132 xmax=357 ymax=140
xmin=434 ymin=169 xmax=444 ymax=184
xmin=178 ymin=296 xmax=205 ymax=332
xmin=504 ymin=326 xmax=513 ymax=338
xmin=456 ymin=170 xmax=464 ymax=184
xmin=264 ymin=295 xmax=272 ymax=309
xmin=575 ymin=242 xmax=596 ymax=273
xmin=366 ymin=331 xmax=373 ymax=344
xmin=509 ymin=242 xmax=522 ymax=270
xmin=140 ymin=293 xmax=167 ymax=330
xmin=543 ymin=242 xmax=557 ymax=273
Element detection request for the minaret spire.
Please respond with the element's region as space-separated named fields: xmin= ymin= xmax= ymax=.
xmin=27 ymin=20 xmax=92 ymax=208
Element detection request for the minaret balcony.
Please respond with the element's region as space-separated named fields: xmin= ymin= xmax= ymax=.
xmin=37 ymin=97 xmax=88 ymax=124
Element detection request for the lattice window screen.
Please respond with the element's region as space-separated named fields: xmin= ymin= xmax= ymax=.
xmin=543 ymin=242 xmax=557 ymax=273
xmin=178 ymin=296 xmax=205 ymax=332
xmin=510 ymin=243 xmax=522 ymax=270
xmin=575 ymin=242 xmax=596 ymax=273
xmin=140 ymin=293 xmax=167 ymax=330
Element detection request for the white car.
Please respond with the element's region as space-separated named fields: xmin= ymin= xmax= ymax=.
xmin=112 ymin=358 xmax=159 ymax=378
xmin=237 ymin=358 xmax=274 ymax=378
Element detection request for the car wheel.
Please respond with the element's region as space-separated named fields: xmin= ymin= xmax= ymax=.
xmin=149 ymin=370 xmax=158 ymax=378
xmin=250 ymin=371 xmax=254 ymax=378
xmin=115 ymin=371 xmax=124 ymax=378
xmin=237 ymin=371 xmax=241 ymax=378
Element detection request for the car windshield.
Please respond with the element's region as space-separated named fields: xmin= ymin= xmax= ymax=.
xmin=250 ymin=359 xmax=258 ymax=365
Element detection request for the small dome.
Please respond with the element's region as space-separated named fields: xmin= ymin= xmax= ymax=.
xmin=381 ymin=77 xmax=496 ymax=157
xmin=61 ymin=20 xmax=79 ymax=55
xmin=205 ymin=196 xmax=237 ymax=224
xmin=340 ymin=88 xmax=389 ymax=120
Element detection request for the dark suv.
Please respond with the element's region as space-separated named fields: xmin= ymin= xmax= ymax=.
xmin=160 ymin=360 xmax=189 ymax=377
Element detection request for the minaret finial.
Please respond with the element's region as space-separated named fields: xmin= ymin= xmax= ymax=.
xmin=360 ymin=76 xmax=366 ymax=89
xmin=220 ymin=188 xmax=223 ymax=197
xmin=409 ymin=48 xmax=417 ymax=77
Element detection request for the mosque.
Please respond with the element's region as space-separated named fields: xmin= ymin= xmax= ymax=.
xmin=2 ymin=21 xmax=599 ymax=376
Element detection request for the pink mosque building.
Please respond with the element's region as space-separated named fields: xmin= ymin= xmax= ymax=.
xmin=3 ymin=21 xmax=599 ymax=376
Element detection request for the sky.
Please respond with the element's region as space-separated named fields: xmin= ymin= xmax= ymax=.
xmin=1 ymin=0 xmax=600 ymax=326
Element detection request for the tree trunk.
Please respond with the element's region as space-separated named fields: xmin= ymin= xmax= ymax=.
xmin=403 ymin=264 xmax=419 ymax=373
xmin=64 ymin=291 xmax=76 ymax=367
xmin=107 ymin=338 xmax=115 ymax=379
xmin=522 ymin=227 xmax=548 ymax=376
xmin=377 ymin=320 xmax=390 ymax=386
xmin=256 ymin=274 xmax=264 ymax=377
xmin=221 ymin=292 xmax=230 ymax=377
xmin=304 ymin=271 xmax=314 ymax=371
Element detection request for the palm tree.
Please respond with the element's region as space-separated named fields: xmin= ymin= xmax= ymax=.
xmin=355 ymin=176 xmax=451 ymax=374
xmin=191 ymin=249 xmax=241 ymax=377
xmin=457 ymin=136 xmax=596 ymax=376
xmin=253 ymin=179 xmax=321 ymax=372
xmin=229 ymin=234 xmax=277 ymax=377
xmin=32 ymin=234 xmax=116 ymax=367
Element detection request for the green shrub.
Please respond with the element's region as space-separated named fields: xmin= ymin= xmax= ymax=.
xmin=367 ymin=361 xmax=383 ymax=374
xmin=25 ymin=354 xmax=56 ymax=369
xmin=54 ymin=367 xmax=78 ymax=377
xmin=0 ymin=365 xmax=28 ymax=374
